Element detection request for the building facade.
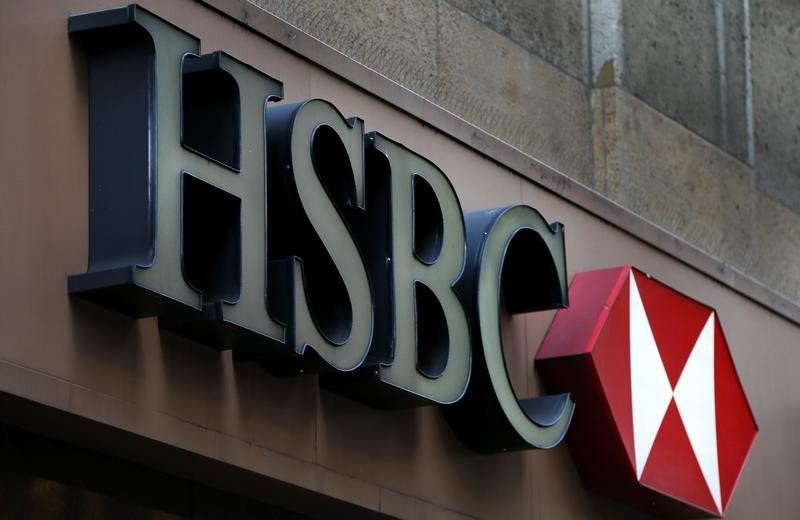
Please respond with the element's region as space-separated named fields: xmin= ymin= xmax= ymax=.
xmin=0 ymin=1 xmax=798 ymax=518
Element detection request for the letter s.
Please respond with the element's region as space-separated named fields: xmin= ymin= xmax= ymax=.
xmin=266 ymin=100 xmax=373 ymax=372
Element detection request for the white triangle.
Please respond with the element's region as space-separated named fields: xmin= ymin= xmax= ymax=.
xmin=674 ymin=313 xmax=722 ymax=514
xmin=629 ymin=272 xmax=673 ymax=479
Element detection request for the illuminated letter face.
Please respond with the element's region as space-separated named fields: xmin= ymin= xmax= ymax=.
xmin=365 ymin=133 xmax=471 ymax=405
xmin=443 ymin=206 xmax=575 ymax=451
xmin=264 ymin=100 xmax=374 ymax=372
xmin=536 ymin=266 xmax=758 ymax=517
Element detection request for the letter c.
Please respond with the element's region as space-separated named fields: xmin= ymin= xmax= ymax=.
xmin=444 ymin=205 xmax=575 ymax=451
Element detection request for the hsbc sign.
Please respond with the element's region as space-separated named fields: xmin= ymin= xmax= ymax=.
xmin=538 ymin=266 xmax=757 ymax=518
xmin=66 ymin=4 xmax=756 ymax=516
xmin=67 ymin=4 xmax=574 ymax=453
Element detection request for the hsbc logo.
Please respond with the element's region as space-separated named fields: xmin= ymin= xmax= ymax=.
xmin=65 ymin=4 xmax=758 ymax=510
xmin=537 ymin=266 xmax=757 ymax=518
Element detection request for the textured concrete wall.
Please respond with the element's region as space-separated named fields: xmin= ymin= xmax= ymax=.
xmin=250 ymin=0 xmax=594 ymax=185
xmin=248 ymin=0 xmax=800 ymax=304
xmin=436 ymin=6 xmax=592 ymax=183
xmin=444 ymin=0 xmax=589 ymax=82
xmin=593 ymin=86 xmax=800 ymax=300
xmin=751 ymin=0 xmax=800 ymax=213
xmin=447 ymin=0 xmax=754 ymax=166
xmin=251 ymin=1 xmax=440 ymax=100
xmin=612 ymin=0 xmax=751 ymax=162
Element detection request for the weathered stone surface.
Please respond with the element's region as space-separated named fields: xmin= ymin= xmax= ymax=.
xmin=435 ymin=3 xmax=594 ymax=185
xmin=593 ymin=86 xmax=800 ymax=301
xmin=593 ymin=85 xmax=753 ymax=272
xmin=445 ymin=0 xmax=589 ymax=82
xmin=750 ymin=0 xmax=800 ymax=212
xmin=249 ymin=0 xmax=440 ymax=100
xmin=753 ymin=194 xmax=800 ymax=300
xmin=596 ymin=0 xmax=752 ymax=164
xmin=250 ymin=0 xmax=595 ymax=185
xmin=248 ymin=0 xmax=800 ymax=303
xmin=620 ymin=0 xmax=718 ymax=140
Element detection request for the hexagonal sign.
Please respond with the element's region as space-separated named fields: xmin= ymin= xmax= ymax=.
xmin=536 ymin=265 xmax=757 ymax=518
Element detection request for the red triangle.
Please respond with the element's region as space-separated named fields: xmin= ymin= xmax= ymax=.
xmin=592 ymin=273 xmax=635 ymax=471
xmin=640 ymin=401 xmax=719 ymax=515
xmin=633 ymin=271 xmax=711 ymax=388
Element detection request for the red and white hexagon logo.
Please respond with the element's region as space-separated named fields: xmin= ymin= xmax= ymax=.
xmin=536 ymin=265 xmax=757 ymax=518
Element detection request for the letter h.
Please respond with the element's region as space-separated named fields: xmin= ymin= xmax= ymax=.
xmin=68 ymin=5 xmax=287 ymax=353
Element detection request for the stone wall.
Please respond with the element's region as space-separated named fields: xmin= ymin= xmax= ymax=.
xmin=249 ymin=0 xmax=800 ymax=304
xmin=751 ymin=0 xmax=800 ymax=212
